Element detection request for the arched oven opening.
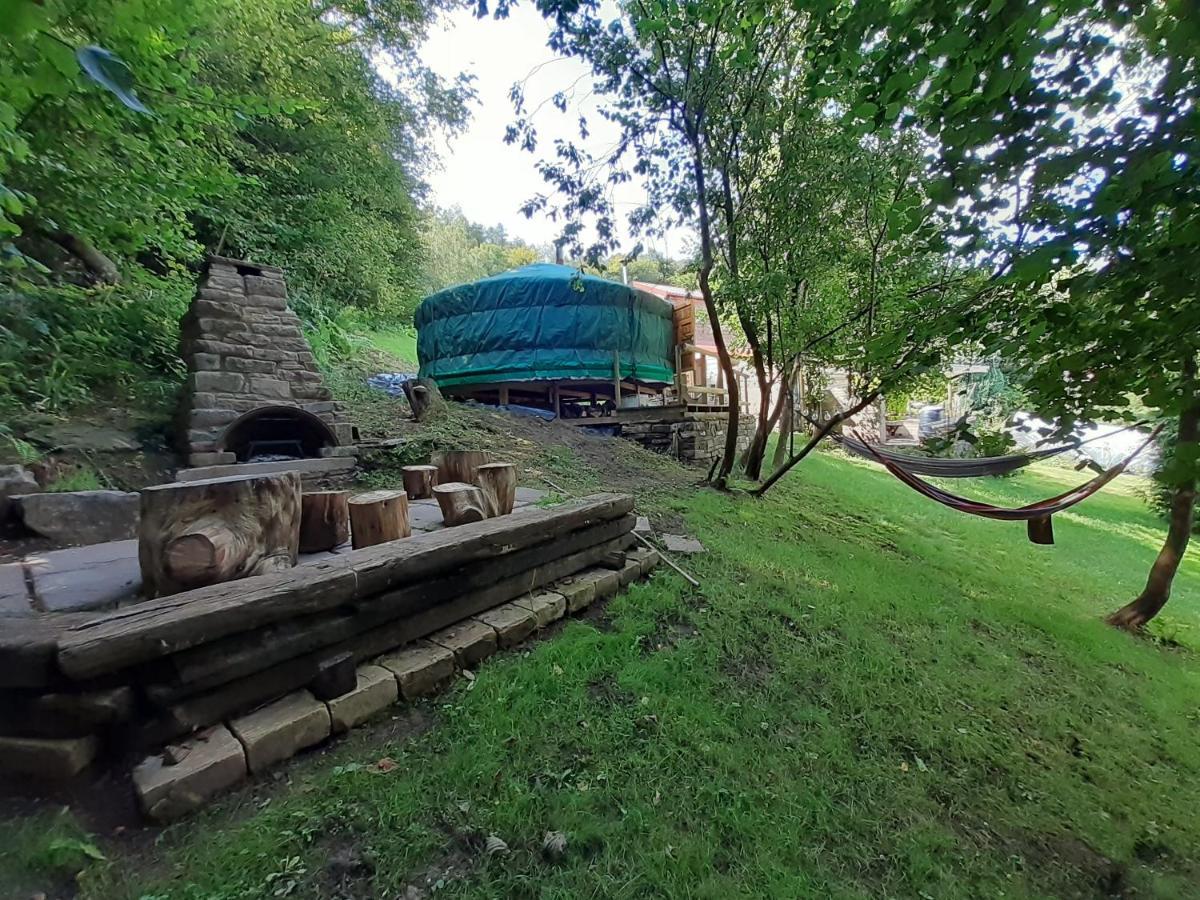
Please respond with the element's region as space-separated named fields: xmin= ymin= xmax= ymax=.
xmin=218 ymin=406 xmax=337 ymax=463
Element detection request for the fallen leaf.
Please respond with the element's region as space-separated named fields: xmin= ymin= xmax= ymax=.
xmin=375 ymin=757 xmax=397 ymax=773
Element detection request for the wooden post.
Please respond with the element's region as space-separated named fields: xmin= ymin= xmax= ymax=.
xmin=298 ymin=491 xmax=350 ymax=553
xmin=139 ymin=472 xmax=301 ymax=598
xmin=434 ymin=482 xmax=487 ymax=526
xmin=551 ymin=383 xmax=561 ymax=418
xmin=612 ymin=350 xmax=622 ymax=408
xmin=674 ymin=344 xmax=685 ymax=406
xmin=401 ymin=465 xmax=438 ymax=500
xmin=499 ymin=386 xmax=509 ymax=406
xmin=348 ymin=490 xmax=410 ymax=549
xmin=475 ymin=462 xmax=517 ymax=517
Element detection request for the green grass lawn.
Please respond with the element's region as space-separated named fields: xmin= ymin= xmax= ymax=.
xmin=362 ymin=328 xmax=418 ymax=367
xmin=8 ymin=450 xmax=1200 ymax=899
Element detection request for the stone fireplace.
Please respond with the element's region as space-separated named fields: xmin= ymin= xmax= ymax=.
xmin=176 ymin=255 xmax=356 ymax=478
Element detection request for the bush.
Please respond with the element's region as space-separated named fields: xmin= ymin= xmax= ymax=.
xmin=0 ymin=268 xmax=191 ymax=417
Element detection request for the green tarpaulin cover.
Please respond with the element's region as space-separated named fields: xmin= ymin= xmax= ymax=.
xmin=415 ymin=264 xmax=676 ymax=387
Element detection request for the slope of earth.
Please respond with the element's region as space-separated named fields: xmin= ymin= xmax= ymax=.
xmin=3 ymin=385 xmax=1200 ymax=897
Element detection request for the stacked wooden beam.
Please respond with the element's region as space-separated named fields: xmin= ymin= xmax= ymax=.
xmin=0 ymin=494 xmax=636 ymax=779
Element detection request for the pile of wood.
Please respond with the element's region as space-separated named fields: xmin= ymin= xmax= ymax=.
xmin=0 ymin=494 xmax=636 ymax=773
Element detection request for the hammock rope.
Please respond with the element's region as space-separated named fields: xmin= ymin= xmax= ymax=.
xmin=850 ymin=425 xmax=1163 ymax=545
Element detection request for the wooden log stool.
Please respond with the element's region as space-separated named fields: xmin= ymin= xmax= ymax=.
xmin=298 ymin=491 xmax=350 ymax=553
xmin=433 ymin=482 xmax=487 ymax=526
xmin=474 ymin=462 xmax=516 ymax=517
xmin=433 ymin=449 xmax=493 ymax=486
xmin=138 ymin=471 xmax=301 ymax=598
xmin=348 ymin=490 xmax=410 ymax=548
xmin=401 ymin=465 xmax=438 ymax=500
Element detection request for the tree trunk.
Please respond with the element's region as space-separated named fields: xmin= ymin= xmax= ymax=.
xmin=47 ymin=230 xmax=121 ymax=284
xmin=401 ymin=465 xmax=438 ymax=500
xmin=687 ymin=126 xmax=739 ymax=488
xmin=348 ymin=490 xmax=410 ymax=548
xmin=402 ymin=377 xmax=445 ymax=422
xmin=475 ymin=462 xmax=517 ymax=517
xmin=434 ymin=449 xmax=493 ymax=485
xmin=138 ymin=472 xmax=301 ymax=598
xmin=772 ymin=369 xmax=796 ymax=471
xmin=753 ymin=390 xmax=881 ymax=497
xmin=298 ymin=491 xmax=350 ymax=553
xmin=434 ymin=482 xmax=487 ymax=526
xmin=1107 ymin=402 xmax=1199 ymax=630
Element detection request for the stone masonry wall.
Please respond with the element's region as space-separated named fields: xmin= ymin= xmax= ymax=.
xmin=621 ymin=413 xmax=754 ymax=464
xmin=178 ymin=255 xmax=353 ymax=467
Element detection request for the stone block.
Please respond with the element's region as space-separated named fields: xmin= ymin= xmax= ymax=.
xmin=189 ymin=408 xmax=238 ymax=428
xmin=191 ymin=299 xmax=243 ymax=319
xmin=554 ymin=576 xmax=596 ymax=613
xmin=378 ymin=641 xmax=455 ymax=699
xmin=13 ymin=491 xmax=139 ymax=545
xmin=332 ymin=423 xmax=354 ymax=444
xmin=627 ymin=547 xmax=661 ymax=577
xmin=514 ymin=590 xmax=567 ymax=628
xmin=303 ymin=401 xmax=337 ymax=415
xmin=188 ymin=352 xmax=222 ymax=372
xmin=247 ymin=376 xmax=292 ymax=400
xmin=427 ymin=619 xmax=498 ymax=668
xmin=244 ymin=275 xmax=287 ymax=298
xmin=0 ymin=464 xmax=39 ymax=524
xmin=474 ymin=602 xmax=537 ymax=649
xmin=188 ymin=451 xmax=237 ymax=467
xmin=242 ymin=293 xmax=287 ymax=310
xmin=132 ymin=725 xmax=247 ymax=820
xmin=0 ymin=734 xmax=98 ymax=779
xmin=576 ymin=567 xmax=620 ymax=602
xmin=189 ymin=371 xmax=245 ymax=394
xmin=197 ymin=287 xmax=245 ymax=303
xmin=224 ymin=357 xmax=275 ymax=374
xmin=326 ymin=665 xmax=398 ymax=733
xmin=229 ymin=691 xmax=330 ymax=773
xmin=617 ymin=559 xmax=640 ymax=587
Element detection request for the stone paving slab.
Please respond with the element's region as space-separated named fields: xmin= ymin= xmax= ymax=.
xmin=25 ymin=539 xmax=141 ymax=612
xmin=515 ymin=487 xmax=547 ymax=505
xmin=661 ymin=534 xmax=706 ymax=554
xmin=0 ymin=561 xmax=31 ymax=616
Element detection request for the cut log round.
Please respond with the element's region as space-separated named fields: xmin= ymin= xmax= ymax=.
xmin=401 ymin=465 xmax=439 ymax=500
xmin=474 ymin=462 xmax=517 ymax=517
xmin=434 ymin=482 xmax=487 ymax=526
xmin=298 ymin=491 xmax=350 ymax=553
xmin=348 ymin=490 xmax=410 ymax=549
xmin=433 ymin=450 xmax=493 ymax=486
xmin=138 ymin=472 xmax=301 ymax=598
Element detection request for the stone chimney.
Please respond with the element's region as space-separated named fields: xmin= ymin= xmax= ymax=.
xmin=177 ymin=255 xmax=355 ymax=472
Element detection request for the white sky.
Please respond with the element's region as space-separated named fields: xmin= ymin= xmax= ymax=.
xmin=415 ymin=4 xmax=691 ymax=258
